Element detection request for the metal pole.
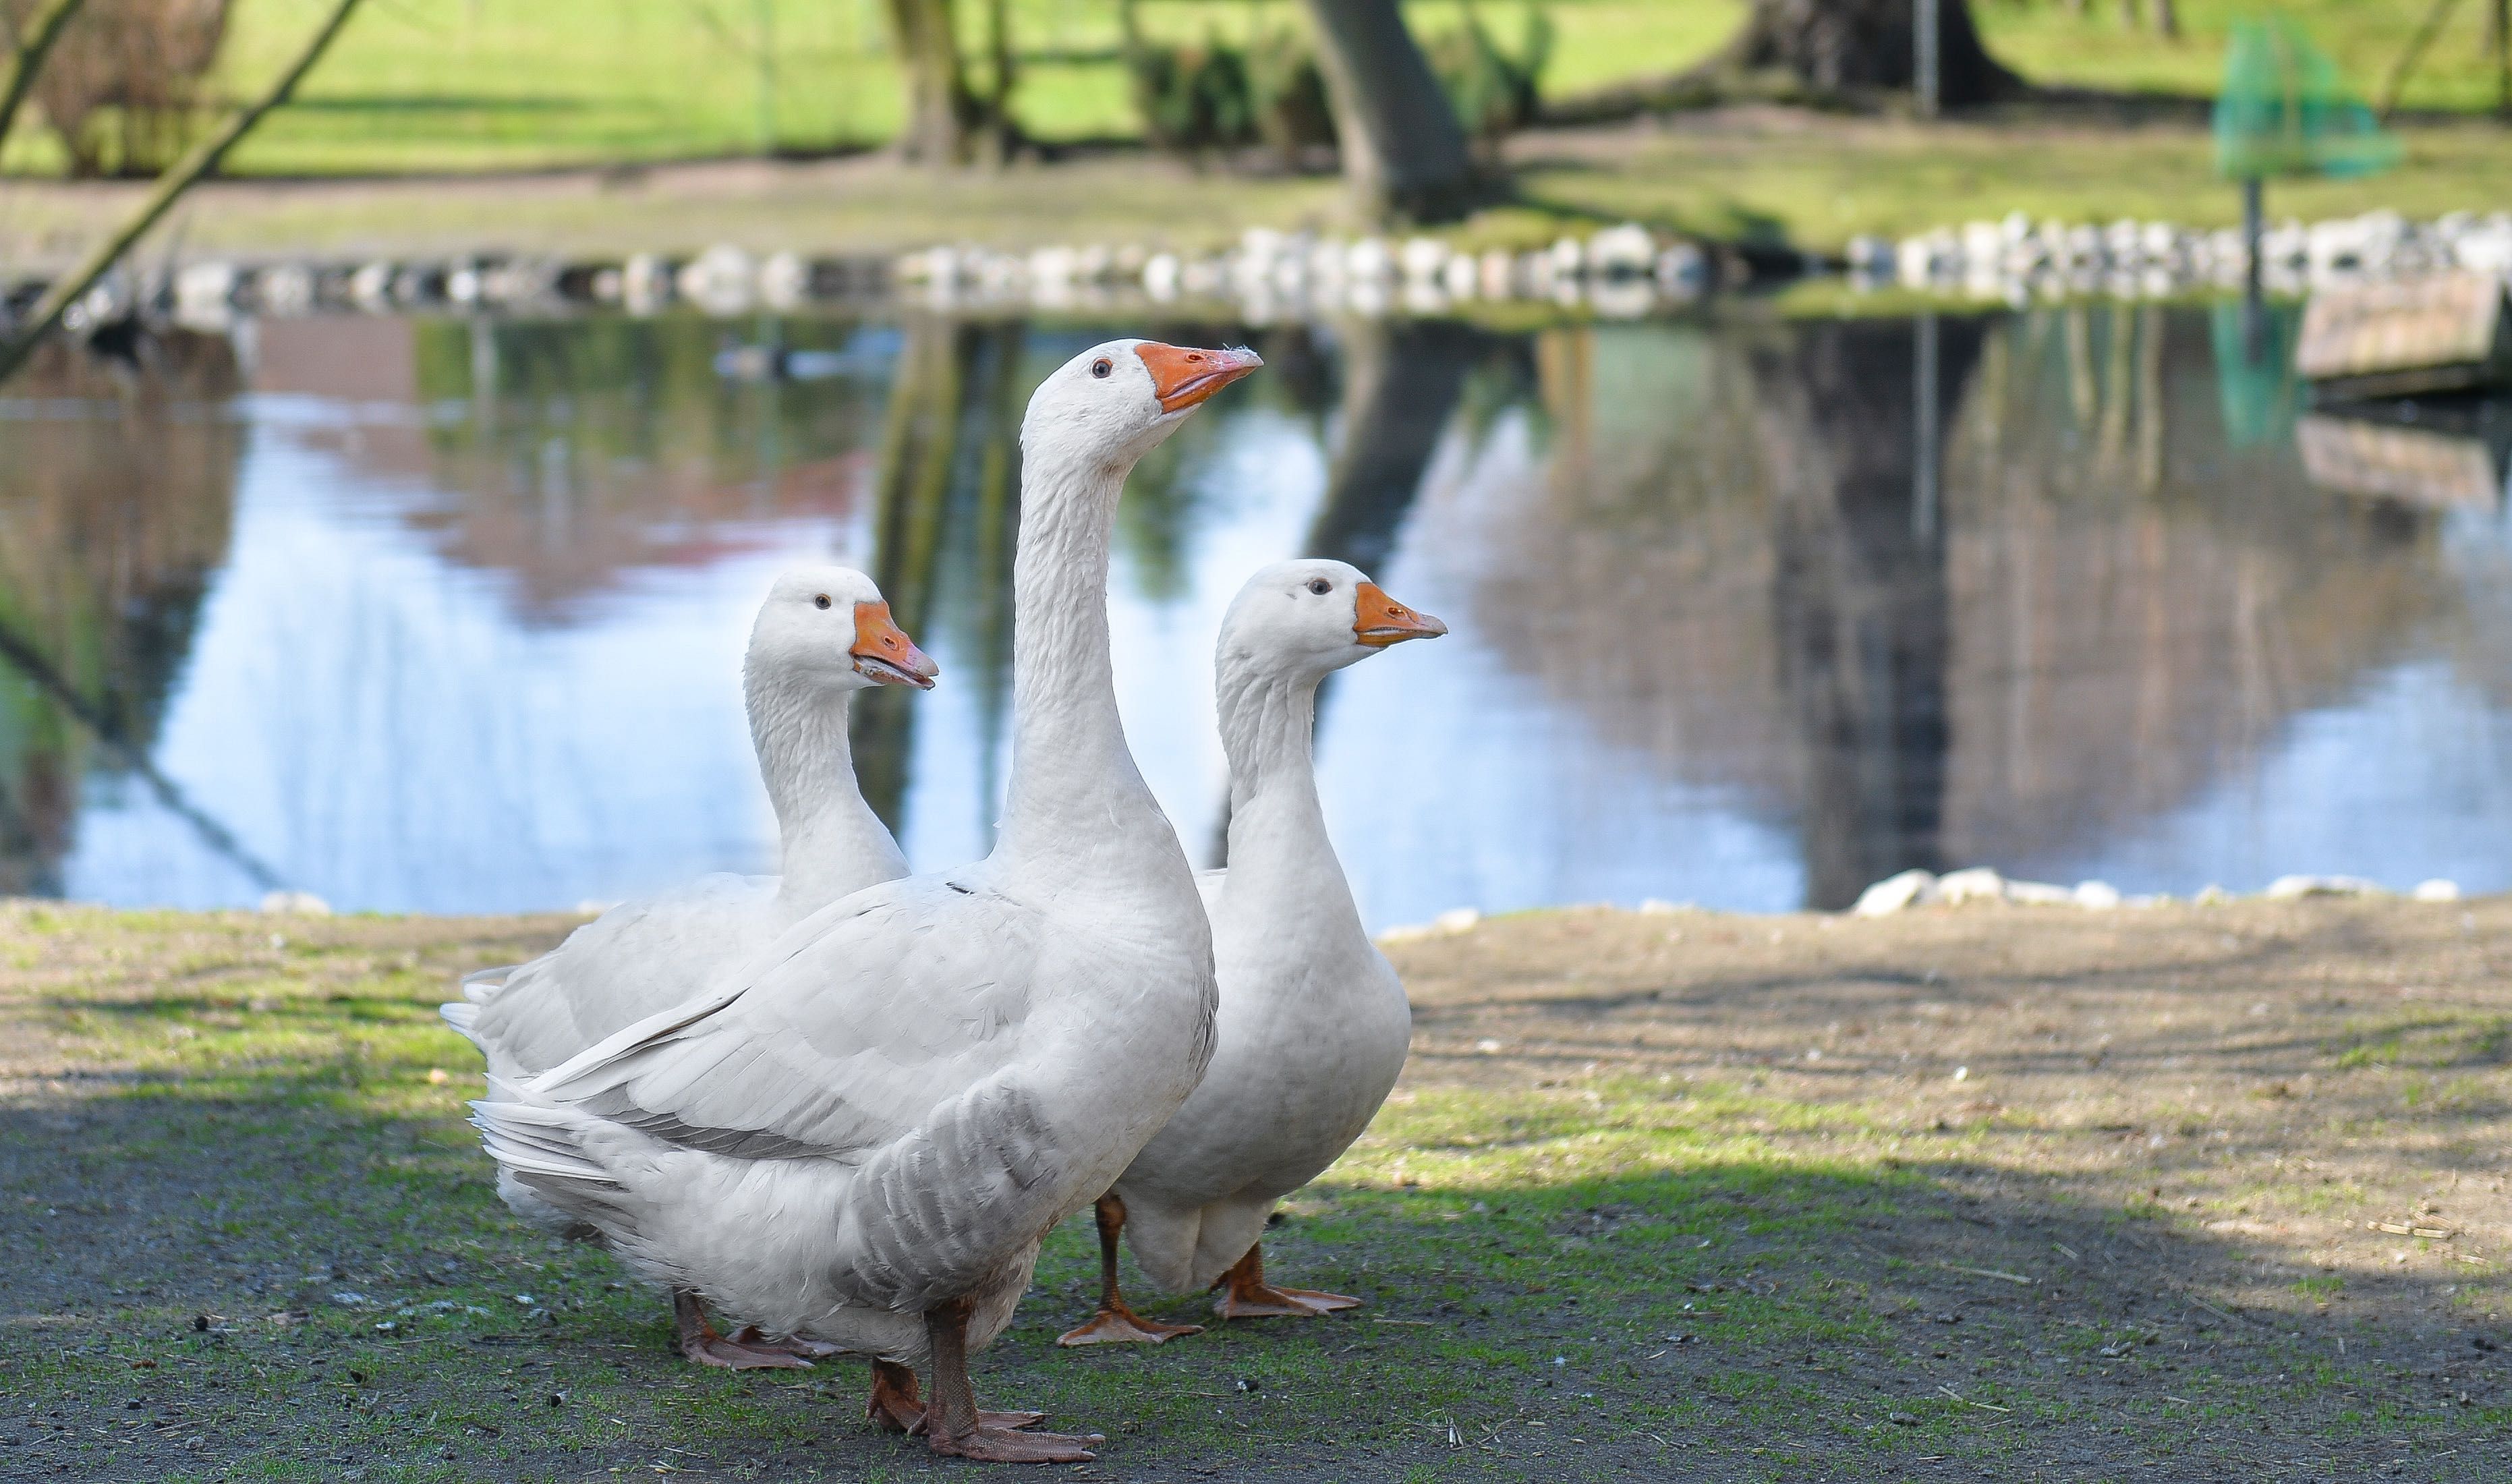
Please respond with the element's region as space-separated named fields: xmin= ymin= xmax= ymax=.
xmin=2495 ymin=0 xmax=2511 ymax=119
xmin=2241 ymin=175 xmax=2266 ymax=364
xmin=1916 ymin=0 xmax=1941 ymax=118
xmin=1914 ymin=313 xmax=1941 ymax=543
xmin=753 ymin=0 xmax=778 ymax=155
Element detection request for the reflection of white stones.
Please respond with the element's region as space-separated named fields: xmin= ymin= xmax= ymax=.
xmin=1858 ymin=209 xmax=2512 ymax=303
xmin=37 ymin=206 xmax=2512 ymax=335
xmin=1850 ymin=867 xmax=2465 ymax=917
xmin=897 ymin=223 xmax=1713 ymax=320
xmin=40 ymin=219 xmax=1721 ymax=331
xmin=677 ymin=244 xmax=758 ymax=315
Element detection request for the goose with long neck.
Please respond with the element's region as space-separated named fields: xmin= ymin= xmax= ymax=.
xmin=470 ymin=340 xmax=1256 ymax=1462
xmin=1059 ymin=559 xmax=1444 ymax=1346
xmin=443 ymin=565 xmax=936 ymax=1369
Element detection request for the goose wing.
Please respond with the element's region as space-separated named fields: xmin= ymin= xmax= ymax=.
xmin=528 ymin=872 xmax=1044 ymax=1166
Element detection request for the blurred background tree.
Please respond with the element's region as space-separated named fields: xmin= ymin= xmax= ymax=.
xmin=1709 ymin=0 xmax=2021 ymax=107
xmin=1298 ymin=0 xmax=1478 ymax=222
xmin=3 ymin=0 xmax=229 ymax=176
xmin=1119 ymin=1 xmax=1545 ymax=215
xmin=880 ymin=0 xmax=1015 ymax=165
xmin=0 ymin=0 xmax=89 ymax=148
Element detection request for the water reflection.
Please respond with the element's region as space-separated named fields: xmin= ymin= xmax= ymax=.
xmin=2 ymin=304 xmax=2508 ymax=924
xmin=0 ymin=334 xmax=251 ymax=896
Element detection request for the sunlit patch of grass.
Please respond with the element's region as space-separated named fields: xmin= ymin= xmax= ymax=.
xmin=2329 ymin=1013 xmax=2512 ymax=1075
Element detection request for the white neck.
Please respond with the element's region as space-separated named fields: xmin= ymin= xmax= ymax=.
xmin=1214 ymin=658 xmax=1365 ymax=942
xmin=993 ymin=455 xmax=1175 ymax=874
xmin=744 ymin=668 xmax=907 ymax=914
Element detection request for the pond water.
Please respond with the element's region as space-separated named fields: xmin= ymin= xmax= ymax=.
xmin=4 ymin=304 xmax=2511 ymax=927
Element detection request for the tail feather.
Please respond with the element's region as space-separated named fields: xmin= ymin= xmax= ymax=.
xmin=438 ymin=1000 xmax=484 ymax=1049
xmin=461 ymin=963 xmax=522 ymax=1004
xmin=470 ymin=1100 xmax=620 ymax=1191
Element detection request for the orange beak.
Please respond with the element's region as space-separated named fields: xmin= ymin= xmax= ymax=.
xmin=850 ymin=601 xmax=939 ymax=689
xmin=1135 ymin=343 xmax=1263 ymax=413
xmin=1352 ymin=582 xmax=1447 ymax=648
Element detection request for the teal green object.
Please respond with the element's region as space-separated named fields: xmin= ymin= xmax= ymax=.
xmin=2213 ymin=16 xmax=2399 ymax=181
xmin=2209 ymin=299 xmax=2301 ymax=449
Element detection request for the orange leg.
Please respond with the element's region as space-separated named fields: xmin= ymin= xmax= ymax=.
xmin=1057 ymin=1194 xmax=1205 ymax=1346
xmin=1210 ymin=1243 xmax=1361 ymax=1321
xmin=673 ymin=1290 xmax=814 ymax=1370
xmin=919 ymin=1297 xmax=1102 ymax=1462
xmin=867 ymin=1359 xmax=1044 ymax=1434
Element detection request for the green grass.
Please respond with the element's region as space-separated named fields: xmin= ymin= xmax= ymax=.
xmin=1983 ymin=0 xmax=2512 ymax=116
xmin=0 ymin=0 xmax=2499 ymax=179
xmin=1500 ymin=115 xmax=2512 ymax=256
xmin=2 ymin=0 xmax=1738 ymax=177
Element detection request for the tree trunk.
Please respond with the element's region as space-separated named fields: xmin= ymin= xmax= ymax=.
xmin=1722 ymin=0 xmax=2022 ymax=107
xmin=1296 ymin=0 xmax=1479 ymax=224
xmin=884 ymin=0 xmax=974 ymax=164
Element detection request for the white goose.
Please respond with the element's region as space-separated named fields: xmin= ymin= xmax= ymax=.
xmin=1059 ymin=560 xmax=1443 ymax=1345
xmin=442 ymin=563 xmax=937 ymax=1369
xmin=469 ymin=339 xmax=1257 ymax=1462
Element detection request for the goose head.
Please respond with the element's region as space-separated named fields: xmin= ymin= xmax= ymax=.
xmin=1021 ymin=339 xmax=1263 ymax=476
xmin=1218 ymin=559 xmax=1447 ymax=681
xmin=747 ymin=565 xmax=938 ymax=693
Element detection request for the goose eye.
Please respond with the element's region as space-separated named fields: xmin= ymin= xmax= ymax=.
xmin=813 ymin=594 xmax=832 ymax=610
xmin=1091 ymin=358 xmax=1112 ymax=378
xmin=1307 ymin=579 xmax=1332 ymax=596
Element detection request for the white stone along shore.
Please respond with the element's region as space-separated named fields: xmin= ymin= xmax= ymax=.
xmin=1369 ymin=867 xmax=2469 ymax=943
xmin=24 ymin=205 xmax=2505 ymax=338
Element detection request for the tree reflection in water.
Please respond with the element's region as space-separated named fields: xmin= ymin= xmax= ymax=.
xmin=1443 ymin=306 xmax=2470 ymax=908
xmin=0 ymin=335 xmax=248 ymax=895
xmin=1751 ymin=316 xmax=1974 ymax=909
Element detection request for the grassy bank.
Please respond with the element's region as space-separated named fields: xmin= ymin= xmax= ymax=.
xmin=0 ymin=113 xmax=2504 ymax=279
xmin=3 ymin=896 xmax=2506 ymax=1481
xmin=0 ymin=0 xmax=2499 ymax=177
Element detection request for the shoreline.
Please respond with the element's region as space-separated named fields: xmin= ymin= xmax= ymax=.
xmin=3 ymin=111 xmax=2503 ymax=281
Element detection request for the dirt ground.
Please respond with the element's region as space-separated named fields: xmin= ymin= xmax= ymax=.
xmin=0 ymin=895 xmax=2505 ymax=1481
xmin=1394 ymin=894 xmax=2512 ymax=1309
xmin=1388 ymin=896 xmax=2512 ymax=1474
